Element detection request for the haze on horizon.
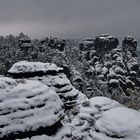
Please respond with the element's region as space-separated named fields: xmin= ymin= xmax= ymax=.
xmin=0 ymin=0 xmax=140 ymax=39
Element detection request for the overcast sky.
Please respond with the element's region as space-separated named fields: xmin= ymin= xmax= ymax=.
xmin=0 ymin=0 xmax=140 ymax=38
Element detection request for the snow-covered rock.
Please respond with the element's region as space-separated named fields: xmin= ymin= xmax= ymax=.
xmin=0 ymin=77 xmax=17 ymax=89
xmin=62 ymin=97 xmax=123 ymax=140
xmin=89 ymin=96 xmax=122 ymax=111
xmin=95 ymin=107 xmax=140 ymax=140
xmin=8 ymin=61 xmax=86 ymax=108
xmin=8 ymin=61 xmax=63 ymax=76
xmin=0 ymin=80 xmax=64 ymax=139
xmin=14 ymin=96 xmax=140 ymax=140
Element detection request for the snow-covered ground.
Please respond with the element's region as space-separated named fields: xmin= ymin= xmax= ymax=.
xmin=16 ymin=96 xmax=140 ymax=140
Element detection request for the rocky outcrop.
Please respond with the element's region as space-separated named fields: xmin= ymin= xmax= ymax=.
xmin=19 ymin=36 xmax=32 ymax=50
xmin=59 ymin=97 xmax=140 ymax=140
xmin=8 ymin=61 xmax=86 ymax=108
xmin=78 ymin=35 xmax=140 ymax=103
xmin=122 ymin=36 xmax=137 ymax=54
xmin=0 ymin=78 xmax=64 ymax=140
xmin=94 ymin=34 xmax=119 ymax=52
xmin=95 ymin=106 xmax=140 ymax=140
xmin=79 ymin=38 xmax=94 ymax=51
xmin=8 ymin=61 xmax=63 ymax=78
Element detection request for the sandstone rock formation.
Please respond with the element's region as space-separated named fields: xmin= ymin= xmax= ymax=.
xmin=0 ymin=78 xmax=64 ymax=140
xmin=8 ymin=61 xmax=86 ymax=108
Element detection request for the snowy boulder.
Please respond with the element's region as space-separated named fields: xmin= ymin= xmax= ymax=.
xmin=0 ymin=80 xmax=64 ymax=139
xmin=8 ymin=61 xmax=85 ymax=108
xmin=19 ymin=97 xmax=140 ymax=140
xmin=0 ymin=77 xmax=17 ymax=90
xmin=95 ymin=107 xmax=140 ymax=140
xmin=89 ymin=96 xmax=122 ymax=111
xmin=68 ymin=97 xmax=122 ymax=140
xmin=8 ymin=61 xmax=63 ymax=78
xmin=33 ymin=74 xmax=85 ymax=108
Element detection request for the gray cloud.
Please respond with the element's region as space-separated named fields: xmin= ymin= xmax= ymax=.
xmin=0 ymin=0 xmax=140 ymax=38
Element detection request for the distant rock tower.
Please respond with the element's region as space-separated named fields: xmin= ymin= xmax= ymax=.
xmin=18 ymin=36 xmax=32 ymax=51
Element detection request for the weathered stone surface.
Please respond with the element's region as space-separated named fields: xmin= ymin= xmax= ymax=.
xmin=0 ymin=79 xmax=64 ymax=140
xmin=8 ymin=61 xmax=86 ymax=108
xmin=122 ymin=36 xmax=137 ymax=52
xmin=94 ymin=34 xmax=119 ymax=52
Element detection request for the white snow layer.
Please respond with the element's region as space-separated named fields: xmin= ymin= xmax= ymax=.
xmin=0 ymin=79 xmax=64 ymax=138
xmin=7 ymin=95 xmax=140 ymax=140
xmin=95 ymin=107 xmax=140 ymax=140
xmin=8 ymin=61 xmax=63 ymax=74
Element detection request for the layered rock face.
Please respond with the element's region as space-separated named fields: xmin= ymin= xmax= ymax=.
xmin=79 ymin=38 xmax=94 ymax=51
xmin=122 ymin=36 xmax=137 ymax=54
xmin=94 ymin=34 xmax=119 ymax=52
xmin=78 ymin=35 xmax=140 ymax=102
xmin=0 ymin=77 xmax=64 ymax=140
xmin=8 ymin=61 xmax=85 ymax=108
xmin=19 ymin=37 xmax=32 ymax=50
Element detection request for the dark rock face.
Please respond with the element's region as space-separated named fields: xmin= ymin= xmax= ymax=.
xmin=60 ymin=65 xmax=72 ymax=79
xmin=94 ymin=34 xmax=119 ymax=52
xmin=78 ymin=35 xmax=140 ymax=103
xmin=19 ymin=36 xmax=31 ymax=44
xmin=122 ymin=36 xmax=137 ymax=53
xmin=19 ymin=36 xmax=32 ymax=50
xmin=79 ymin=38 xmax=94 ymax=51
